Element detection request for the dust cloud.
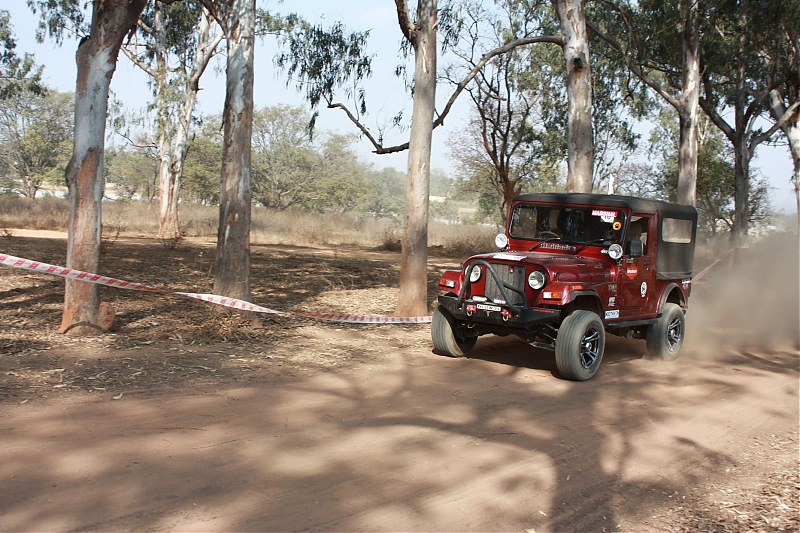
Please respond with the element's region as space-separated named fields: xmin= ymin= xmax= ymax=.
xmin=686 ymin=232 xmax=800 ymax=354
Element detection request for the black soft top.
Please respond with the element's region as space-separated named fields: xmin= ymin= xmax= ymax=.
xmin=514 ymin=193 xmax=697 ymax=219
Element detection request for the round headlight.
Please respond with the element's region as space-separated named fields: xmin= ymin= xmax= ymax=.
xmin=608 ymin=243 xmax=623 ymax=260
xmin=528 ymin=270 xmax=546 ymax=290
xmin=495 ymin=233 xmax=509 ymax=250
xmin=468 ymin=265 xmax=482 ymax=283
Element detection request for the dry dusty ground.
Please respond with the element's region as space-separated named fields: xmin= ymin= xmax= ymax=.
xmin=0 ymin=230 xmax=798 ymax=532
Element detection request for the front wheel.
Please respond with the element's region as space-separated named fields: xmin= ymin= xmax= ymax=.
xmin=555 ymin=310 xmax=605 ymax=381
xmin=431 ymin=304 xmax=476 ymax=357
xmin=646 ymin=303 xmax=685 ymax=361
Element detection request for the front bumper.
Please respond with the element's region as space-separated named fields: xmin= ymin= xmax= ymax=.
xmin=438 ymin=293 xmax=560 ymax=330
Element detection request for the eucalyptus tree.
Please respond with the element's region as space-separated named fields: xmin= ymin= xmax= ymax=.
xmin=589 ymin=0 xmax=701 ymax=206
xmin=698 ymin=0 xmax=798 ymax=244
xmin=553 ymin=0 xmax=594 ymax=192
xmin=649 ymin=108 xmax=772 ymax=237
xmin=121 ymin=0 xmax=223 ymax=241
xmin=196 ymin=0 xmax=256 ymax=303
xmin=763 ymin=0 xmax=800 ymax=221
xmin=0 ymin=88 xmax=73 ymax=198
xmin=28 ymin=0 xmax=154 ymax=334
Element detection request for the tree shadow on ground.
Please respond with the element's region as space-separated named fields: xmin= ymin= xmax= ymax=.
xmin=3 ymin=331 xmax=790 ymax=532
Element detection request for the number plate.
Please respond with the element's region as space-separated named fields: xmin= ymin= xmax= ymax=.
xmin=477 ymin=303 xmax=502 ymax=313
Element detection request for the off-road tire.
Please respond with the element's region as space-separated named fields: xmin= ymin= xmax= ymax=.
xmin=431 ymin=304 xmax=476 ymax=357
xmin=555 ymin=310 xmax=605 ymax=381
xmin=646 ymin=303 xmax=685 ymax=361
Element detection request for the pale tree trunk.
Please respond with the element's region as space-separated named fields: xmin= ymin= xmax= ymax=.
xmin=768 ymin=89 xmax=800 ymax=234
xmin=152 ymin=6 xmax=176 ymax=239
xmin=676 ymin=0 xmax=700 ymax=206
xmin=731 ymin=129 xmax=751 ymax=246
xmin=152 ymin=4 xmax=179 ymax=239
xmin=210 ymin=0 xmax=255 ymax=302
xmin=157 ymin=8 xmax=222 ymax=241
xmin=60 ymin=0 xmax=147 ymax=335
xmin=395 ymin=0 xmax=437 ymax=317
xmin=554 ymin=0 xmax=593 ymax=193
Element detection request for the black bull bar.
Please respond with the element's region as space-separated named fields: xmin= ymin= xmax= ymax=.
xmin=438 ymin=259 xmax=560 ymax=328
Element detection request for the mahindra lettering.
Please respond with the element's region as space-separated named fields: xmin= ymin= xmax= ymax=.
xmin=433 ymin=193 xmax=698 ymax=381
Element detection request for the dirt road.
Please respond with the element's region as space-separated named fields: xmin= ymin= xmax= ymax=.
xmin=1 ymin=233 xmax=798 ymax=531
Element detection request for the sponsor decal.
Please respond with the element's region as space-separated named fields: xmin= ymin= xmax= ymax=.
xmin=541 ymin=242 xmax=576 ymax=252
xmin=592 ymin=209 xmax=617 ymax=223
xmin=640 ymin=281 xmax=647 ymax=296
xmin=609 ymin=283 xmax=617 ymax=293
xmin=682 ymin=277 xmax=691 ymax=288
xmin=626 ymin=264 xmax=638 ymax=279
xmin=493 ymin=253 xmax=525 ymax=261
xmin=605 ymin=310 xmax=620 ymax=319
xmin=477 ymin=303 xmax=502 ymax=312
xmin=612 ymin=221 xmax=622 ymax=231
xmin=608 ymin=296 xmax=616 ymax=307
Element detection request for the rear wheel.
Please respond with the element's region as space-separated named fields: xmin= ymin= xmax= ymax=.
xmin=646 ymin=303 xmax=685 ymax=361
xmin=555 ymin=310 xmax=605 ymax=381
xmin=431 ymin=304 xmax=476 ymax=357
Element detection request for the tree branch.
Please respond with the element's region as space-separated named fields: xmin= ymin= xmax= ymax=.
xmin=587 ymin=20 xmax=681 ymax=109
xmin=329 ymin=34 xmax=563 ymax=155
xmin=751 ymin=100 xmax=800 ymax=148
xmin=394 ymin=0 xmax=415 ymax=43
xmin=699 ymin=97 xmax=735 ymax=141
xmin=120 ymin=45 xmax=157 ymax=78
xmin=433 ymin=35 xmax=563 ymax=130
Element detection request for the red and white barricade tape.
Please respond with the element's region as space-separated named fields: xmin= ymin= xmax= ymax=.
xmin=0 ymin=253 xmax=432 ymax=324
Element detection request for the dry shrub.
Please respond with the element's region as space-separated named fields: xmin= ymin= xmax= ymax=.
xmin=377 ymin=226 xmax=402 ymax=251
xmin=0 ymin=197 xmax=495 ymax=255
xmin=0 ymin=197 xmax=69 ymax=230
xmin=430 ymin=221 xmax=497 ymax=256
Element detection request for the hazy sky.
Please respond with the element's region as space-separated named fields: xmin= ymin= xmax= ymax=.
xmin=6 ymin=1 xmax=797 ymax=212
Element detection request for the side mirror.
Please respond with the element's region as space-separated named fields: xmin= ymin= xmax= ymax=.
xmin=627 ymin=239 xmax=644 ymax=257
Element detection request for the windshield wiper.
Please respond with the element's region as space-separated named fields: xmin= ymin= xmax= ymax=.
xmin=529 ymin=236 xmax=563 ymax=251
xmin=572 ymin=238 xmax=608 ymax=254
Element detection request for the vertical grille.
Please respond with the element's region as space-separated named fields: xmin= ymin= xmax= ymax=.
xmin=483 ymin=264 xmax=525 ymax=305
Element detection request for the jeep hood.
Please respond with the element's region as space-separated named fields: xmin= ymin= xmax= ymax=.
xmin=469 ymin=251 xmax=614 ymax=283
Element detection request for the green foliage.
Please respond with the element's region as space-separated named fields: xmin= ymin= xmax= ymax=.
xmin=359 ymin=167 xmax=406 ymax=219
xmin=250 ymin=104 xmax=318 ymax=210
xmin=304 ymin=133 xmax=370 ymax=213
xmin=179 ymin=105 xmax=411 ymax=219
xmin=182 ymin=119 xmax=222 ymax=205
xmin=25 ymin=0 xmax=88 ymax=44
xmin=275 ymin=18 xmax=372 ymax=126
xmin=104 ymin=144 xmax=158 ymax=202
xmin=649 ymin=108 xmax=772 ymax=236
xmin=139 ymin=1 xmax=207 ymax=65
xmin=0 ymin=87 xmax=72 ymax=198
xmin=0 ymin=10 xmax=44 ymax=99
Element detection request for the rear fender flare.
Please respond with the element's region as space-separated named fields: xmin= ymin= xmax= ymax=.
xmin=658 ymin=283 xmax=686 ymax=311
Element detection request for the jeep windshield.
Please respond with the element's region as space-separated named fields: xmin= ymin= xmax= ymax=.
xmin=509 ymin=204 xmax=627 ymax=246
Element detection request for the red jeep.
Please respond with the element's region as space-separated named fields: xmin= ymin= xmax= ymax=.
xmin=432 ymin=193 xmax=698 ymax=380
